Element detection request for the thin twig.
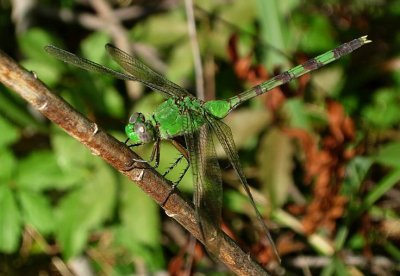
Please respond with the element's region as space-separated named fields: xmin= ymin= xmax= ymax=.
xmin=0 ymin=49 xmax=270 ymax=276
xmin=184 ymin=0 xmax=204 ymax=100
xmin=290 ymin=255 xmax=400 ymax=271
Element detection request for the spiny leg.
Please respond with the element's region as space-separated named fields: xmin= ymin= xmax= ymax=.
xmin=161 ymin=140 xmax=190 ymax=206
xmin=124 ymin=138 xmax=161 ymax=171
xmin=148 ymin=136 xmax=161 ymax=168
xmin=172 ymin=158 xmax=190 ymax=189
xmin=163 ymin=154 xmax=185 ymax=178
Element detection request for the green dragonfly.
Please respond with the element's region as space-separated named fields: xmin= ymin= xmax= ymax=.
xmin=44 ymin=35 xmax=370 ymax=260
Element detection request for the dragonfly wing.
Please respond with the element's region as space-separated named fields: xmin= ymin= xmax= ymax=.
xmin=206 ymin=115 xmax=280 ymax=261
xmin=106 ymin=44 xmax=191 ymax=99
xmin=44 ymin=45 xmax=138 ymax=82
xmin=184 ymin=113 xmax=223 ymax=255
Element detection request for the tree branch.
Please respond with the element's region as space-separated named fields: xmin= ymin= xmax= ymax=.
xmin=0 ymin=49 xmax=270 ymax=275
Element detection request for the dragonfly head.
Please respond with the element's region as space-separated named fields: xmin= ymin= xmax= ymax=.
xmin=125 ymin=112 xmax=156 ymax=145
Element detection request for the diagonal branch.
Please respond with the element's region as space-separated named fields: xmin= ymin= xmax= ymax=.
xmin=0 ymin=49 xmax=270 ymax=276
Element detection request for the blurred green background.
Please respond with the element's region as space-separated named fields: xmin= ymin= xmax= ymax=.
xmin=0 ymin=0 xmax=399 ymax=275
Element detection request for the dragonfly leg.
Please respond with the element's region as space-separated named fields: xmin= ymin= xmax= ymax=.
xmin=171 ymin=158 xmax=190 ymax=187
xmin=163 ymin=154 xmax=185 ymax=177
xmin=124 ymin=138 xmax=161 ymax=170
xmin=150 ymin=137 xmax=161 ymax=169
xmin=161 ymin=140 xmax=190 ymax=206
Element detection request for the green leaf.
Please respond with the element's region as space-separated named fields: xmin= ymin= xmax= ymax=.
xmin=19 ymin=28 xmax=63 ymax=85
xmin=131 ymin=10 xmax=186 ymax=48
xmin=383 ymin=240 xmax=400 ymax=261
xmin=348 ymin=233 xmax=366 ymax=250
xmin=81 ymin=32 xmax=111 ymax=63
xmin=0 ymin=116 xmax=19 ymax=147
xmin=166 ymin=40 xmax=193 ymax=84
xmin=55 ymin=162 xmax=116 ymax=259
xmin=331 ymin=257 xmax=348 ymax=276
xmin=342 ymin=156 xmax=373 ymax=196
xmin=22 ymin=58 xmax=61 ymax=86
xmin=51 ymin=130 xmax=92 ymax=174
xmin=257 ymin=128 xmax=294 ymax=207
xmin=18 ymin=28 xmax=55 ymax=60
xmin=375 ymin=142 xmax=400 ymax=168
xmin=18 ymin=190 xmax=55 ymax=234
xmin=284 ymin=98 xmax=311 ymax=130
xmin=222 ymin=0 xmax=258 ymax=33
xmin=0 ymin=185 xmax=21 ymax=253
xmin=103 ymin=86 xmax=124 ymax=119
xmin=222 ymin=108 xmax=271 ymax=153
xmin=360 ymin=169 xmax=400 ymax=214
xmin=363 ymin=88 xmax=400 ymax=129
xmin=57 ymin=223 xmax=88 ymax=260
xmin=297 ymin=14 xmax=336 ymax=52
xmin=51 ymin=130 xmax=96 ymax=189
xmin=113 ymin=226 xmax=165 ymax=271
xmin=16 ymin=150 xmax=70 ymax=191
xmin=114 ymin=176 xmax=164 ymax=270
xmin=0 ymin=149 xmax=17 ymax=182
xmin=257 ymin=0 xmax=287 ymax=68
xmin=119 ymin=177 xmax=161 ymax=246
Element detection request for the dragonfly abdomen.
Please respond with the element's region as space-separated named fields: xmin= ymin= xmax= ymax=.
xmin=226 ymin=36 xmax=371 ymax=111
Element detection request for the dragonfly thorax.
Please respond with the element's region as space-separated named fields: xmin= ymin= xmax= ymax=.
xmin=125 ymin=112 xmax=156 ymax=145
xmin=153 ymin=97 xmax=207 ymax=140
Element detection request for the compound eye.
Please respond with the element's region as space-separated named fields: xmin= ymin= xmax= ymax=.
xmin=134 ymin=122 xmax=155 ymax=143
xmin=134 ymin=123 xmax=146 ymax=134
xmin=129 ymin=112 xmax=145 ymax=124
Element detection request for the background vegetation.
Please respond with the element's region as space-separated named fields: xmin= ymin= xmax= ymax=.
xmin=0 ymin=0 xmax=399 ymax=275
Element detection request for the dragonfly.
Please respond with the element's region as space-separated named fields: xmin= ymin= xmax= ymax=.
xmin=44 ymin=35 xmax=370 ymax=261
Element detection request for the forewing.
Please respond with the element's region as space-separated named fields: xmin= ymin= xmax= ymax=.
xmin=106 ymin=44 xmax=191 ymax=99
xmin=44 ymin=45 xmax=138 ymax=82
xmin=184 ymin=113 xmax=223 ymax=254
xmin=206 ymin=115 xmax=280 ymax=261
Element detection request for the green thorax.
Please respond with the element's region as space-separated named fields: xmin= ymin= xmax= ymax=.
xmin=152 ymin=98 xmax=232 ymax=140
xmin=153 ymin=97 xmax=209 ymax=139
